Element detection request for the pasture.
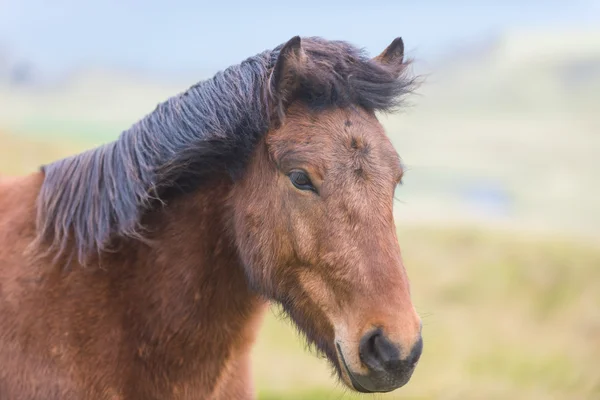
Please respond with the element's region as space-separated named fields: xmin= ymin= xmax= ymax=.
xmin=1 ymin=131 xmax=598 ymax=399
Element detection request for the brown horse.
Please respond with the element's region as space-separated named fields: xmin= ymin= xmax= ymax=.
xmin=0 ymin=36 xmax=422 ymax=399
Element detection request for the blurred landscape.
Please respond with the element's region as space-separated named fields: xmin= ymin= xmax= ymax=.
xmin=1 ymin=2 xmax=599 ymax=398
xmin=2 ymin=28 xmax=599 ymax=241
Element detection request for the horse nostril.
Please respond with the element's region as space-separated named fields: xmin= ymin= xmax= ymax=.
xmin=359 ymin=329 xmax=400 ymax=372
xmin=352 ymin=330 xmax=422 ymax=392
xmin=359 ymin=330 xmax=423 ymax=374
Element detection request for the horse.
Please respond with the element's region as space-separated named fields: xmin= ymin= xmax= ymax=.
xmin=0 ymin=36 xmax=423 ymax=399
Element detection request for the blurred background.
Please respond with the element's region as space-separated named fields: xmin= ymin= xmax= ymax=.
xmin=1 ymin=1 xmax=599 ymax=398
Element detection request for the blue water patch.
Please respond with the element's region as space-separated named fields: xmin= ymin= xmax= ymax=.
xmin=459 ymin=182 xmax=513 ymax=217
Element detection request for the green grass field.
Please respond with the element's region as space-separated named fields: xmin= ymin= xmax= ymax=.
xmin=2 ymin=132 xmax=599 ymax=399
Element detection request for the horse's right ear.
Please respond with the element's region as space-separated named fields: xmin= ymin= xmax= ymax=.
xmin=269 ymin=36 xmax=307 ymax=124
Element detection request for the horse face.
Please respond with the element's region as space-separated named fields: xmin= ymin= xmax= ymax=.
xmin=233 ymin=103 xmax=422 ymax=393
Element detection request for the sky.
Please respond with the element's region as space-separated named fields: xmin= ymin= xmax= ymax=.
xmin=0 ymin=0 xmax=599 ymax=79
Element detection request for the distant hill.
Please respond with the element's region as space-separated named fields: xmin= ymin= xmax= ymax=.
xmin=382 ymin=29 xmax=600 ymax=240
xmin=0 ymin=68 xmax=189 ymax=142
xmin=412 ymin=29 xmax=600 ymax=117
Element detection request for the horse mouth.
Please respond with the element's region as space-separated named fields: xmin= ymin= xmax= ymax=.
xmin=335 ymin=342 xmax=394 ymax=394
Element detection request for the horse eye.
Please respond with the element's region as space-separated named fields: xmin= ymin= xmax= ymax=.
xmin=288 ymin=170 xmax=315 ymax=192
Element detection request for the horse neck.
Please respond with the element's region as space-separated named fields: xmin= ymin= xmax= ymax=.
xmin=122 ymin=181 xmax=266 ymax=362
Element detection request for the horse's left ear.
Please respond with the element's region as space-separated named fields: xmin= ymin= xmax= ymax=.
xmin=373 ymin=37 xmax=405 ymax=77
xmin=269 ymin=35 xmax=308 ymax=124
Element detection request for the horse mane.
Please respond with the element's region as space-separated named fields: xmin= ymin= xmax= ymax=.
xmin=34 ymin=37 xmax=416 ymax=264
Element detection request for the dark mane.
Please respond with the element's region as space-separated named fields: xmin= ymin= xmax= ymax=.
xmin=35 ymin=37 xmax=416 ymax=264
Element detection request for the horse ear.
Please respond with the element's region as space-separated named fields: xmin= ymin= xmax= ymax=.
xmin=373 ymin=37 xmax=405 ymax=77
xmin=270 ymin=35 xmax=307 ymax=123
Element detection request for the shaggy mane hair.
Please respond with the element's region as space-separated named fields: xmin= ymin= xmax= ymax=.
xmin=35 ymin=37 xmax=415 ymax=264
